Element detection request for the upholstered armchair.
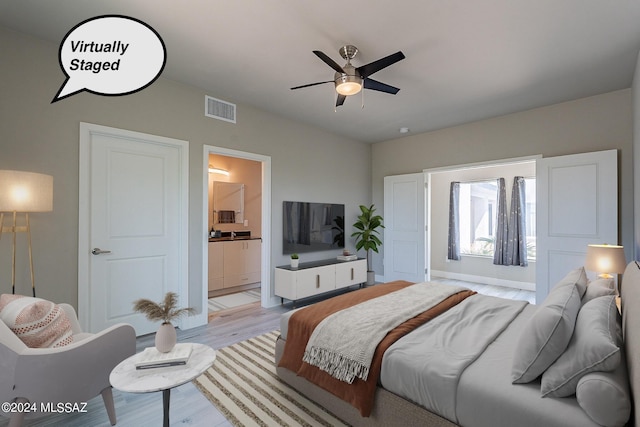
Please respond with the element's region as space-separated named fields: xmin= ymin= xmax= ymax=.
xmin=0 ymin=302 xmax=136 ymax=427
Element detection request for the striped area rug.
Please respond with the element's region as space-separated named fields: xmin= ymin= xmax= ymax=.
xmin=193 ymin=331 xmax=348 ymax=427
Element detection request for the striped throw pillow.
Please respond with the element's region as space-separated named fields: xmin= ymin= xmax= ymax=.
xmin=0 ymin=294 xmax=73 ymax=348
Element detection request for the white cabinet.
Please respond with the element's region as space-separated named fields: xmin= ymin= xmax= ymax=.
xmin=291 ymin=265 xmax=336 ymax=300
xmin=208 ymin=242 xmax=224 ymax=291
xmin=335 ymin=260 xmax=368 ymax=287
xmin=208 ymin=239 xmax=261 ymax=292
xmin=223 ymin=239 xmax=261 ymax=288
xmin=275 ymin=258 xmax=366 ymax=302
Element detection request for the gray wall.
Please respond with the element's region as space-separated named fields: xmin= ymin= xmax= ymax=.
xmin=0 ymin=27 xmax=371 ymax=313
xmin=372 ymin=89 xmax=634 ymax=277
xmin=2 ymin=24 xmax=637 ymax=315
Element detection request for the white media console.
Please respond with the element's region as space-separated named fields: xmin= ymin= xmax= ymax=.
xmin=275 ymin=258 xmax=367 ymax=304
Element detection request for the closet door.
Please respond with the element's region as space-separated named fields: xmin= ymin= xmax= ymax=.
xmin=536 ymin=149 xmax=617 ymax=302
xmin=383 ymin=173 xmax=427 ymax=283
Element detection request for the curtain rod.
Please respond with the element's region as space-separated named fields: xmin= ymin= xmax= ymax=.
xmin=453 ymin=176 xmax=535 ymax=185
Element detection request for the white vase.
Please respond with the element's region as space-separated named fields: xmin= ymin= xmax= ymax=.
xmin=290 ymin=259 xmax=299 ymax=268
xmin=155 ymin=322 xmax=177 ymax=353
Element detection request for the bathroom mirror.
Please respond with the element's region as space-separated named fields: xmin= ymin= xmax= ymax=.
xmin=213 ymin=181 xmax=244 ymax=224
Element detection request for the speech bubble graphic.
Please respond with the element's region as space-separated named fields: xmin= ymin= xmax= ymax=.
xmin=52 ymin=15 xmax=166 ymax=103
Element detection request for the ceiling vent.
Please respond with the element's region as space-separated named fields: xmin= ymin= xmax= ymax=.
xmin=205 ymin=95 xmax=236 ymax=123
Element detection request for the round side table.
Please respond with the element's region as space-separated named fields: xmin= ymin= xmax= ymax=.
xmin=110 ymin=343 xmax=216 ymax=427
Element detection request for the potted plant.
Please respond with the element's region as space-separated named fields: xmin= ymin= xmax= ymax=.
xmin=352 ymin=204 xmax=384 ymax=285
xmin=133 ymin=292 xmax=195 ymax=353
xmin=290 ymin=253 xmax=299 ymax=268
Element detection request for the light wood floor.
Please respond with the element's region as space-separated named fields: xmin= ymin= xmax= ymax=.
xmin=0 ymin=280 xmax=534 ymax=427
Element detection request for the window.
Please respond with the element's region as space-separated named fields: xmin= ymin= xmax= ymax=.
xmin=459 ymin=180 xmax=498 ymax=256
xmin=458 ymin=178 xmax=536 ymax=260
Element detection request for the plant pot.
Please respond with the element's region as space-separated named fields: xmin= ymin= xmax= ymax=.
xmin=290 ymin=259 xmax=299 ymax=268
xmin=155 ymin=322 xmax=177 ymax=353
xmin=366 ymin=271 xmax=375 ymax=286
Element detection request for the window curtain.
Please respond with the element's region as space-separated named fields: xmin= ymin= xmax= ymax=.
xmin=447 ymin=182 xmax=461 ymax=261
xmin=493 ymin=178 xmax=509 ymax=265
xmin=507 ymin=176 xmax=528 ymax=266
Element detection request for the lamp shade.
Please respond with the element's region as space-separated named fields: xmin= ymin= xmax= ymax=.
xmin=585 ymin=244 xmax=626 ymax=275
xmin=0 ymin=170 xmax=53 ymax=212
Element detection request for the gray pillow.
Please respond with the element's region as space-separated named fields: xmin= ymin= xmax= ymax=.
xmin=576 ymin=354 xmax=631 ymax=427
xmin=511 ymin=268 xmax=586 ymax=384
xmin=565 ymin=266 xmax=588 ymax=298
xmin=582 ymin=278 xmax=615 ymax=305
xmin=541 ymin=295 xmax=621 ymax=397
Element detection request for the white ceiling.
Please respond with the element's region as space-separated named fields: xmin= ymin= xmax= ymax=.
xmin=2 ymin=0 xmax=640 ymax=143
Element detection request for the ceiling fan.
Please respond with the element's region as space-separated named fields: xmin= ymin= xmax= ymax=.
xmin=291 ymin=45 xmax=405 ymax=108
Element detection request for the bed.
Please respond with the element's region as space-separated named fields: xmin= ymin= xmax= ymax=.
xmin=275 ymin=262 xmax=640 ymax=427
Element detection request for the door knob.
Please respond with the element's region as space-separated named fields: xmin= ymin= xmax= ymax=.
xmin=91 ymin=248 xmax=112 ymax=255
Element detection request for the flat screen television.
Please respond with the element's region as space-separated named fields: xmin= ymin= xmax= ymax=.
xmin=283 ymin=201 xmax=345 ymax=254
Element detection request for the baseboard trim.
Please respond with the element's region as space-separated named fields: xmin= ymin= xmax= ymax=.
xmin=431 ymin=270 xmax=535 ymax=292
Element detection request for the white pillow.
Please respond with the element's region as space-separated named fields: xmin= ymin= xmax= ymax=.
xmin=576 ymin=359 xmax=631 ymax=427
xmin=511 ymin=267 xmax=586 ymax=384
xmin=565 ymin=266 xmax=589 ymax=298
xmin=582 ymin=278 xmax=615 ymax=305
xmin=0 ymin=294 xmax=74 ymax=348
xmin=541 ymin=295 xmax=621 ymax=397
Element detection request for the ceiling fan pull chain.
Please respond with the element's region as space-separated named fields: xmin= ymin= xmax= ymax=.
xmin=361 ymin=84 xmax=365 ymax=109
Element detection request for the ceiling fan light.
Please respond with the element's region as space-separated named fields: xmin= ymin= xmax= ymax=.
xmin=335 ymin=73 xmax=362 ymax=96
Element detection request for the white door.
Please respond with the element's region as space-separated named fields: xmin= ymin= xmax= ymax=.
xmin=536 ymin=149 xmax=617 ymax=303
xmin=383 ymin=173 xmax=426 ymax=282
xmin=78 ymin=123 xmax=188 ymax=335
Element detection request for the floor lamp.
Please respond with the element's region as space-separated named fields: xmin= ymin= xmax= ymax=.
xmin=0 ymin=170 xmax=53 ymax=297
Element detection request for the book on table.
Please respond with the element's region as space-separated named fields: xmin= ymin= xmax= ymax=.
xmin=135 ymin=343 xmax=193 ymax=370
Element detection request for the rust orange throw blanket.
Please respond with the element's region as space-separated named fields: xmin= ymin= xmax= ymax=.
xmin=278 ymin=280 xmax=475 ymax=417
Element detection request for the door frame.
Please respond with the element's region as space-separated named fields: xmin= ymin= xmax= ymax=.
xmin=423 ymin=154 xmax=540 ymax=288
xmin=201 ymin=145 xmax=273 ymax=317
xmin=78 ymin=122 xmax=189 ymax=332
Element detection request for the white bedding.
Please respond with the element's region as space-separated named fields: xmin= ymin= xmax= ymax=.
xmin=380 ymin=294 xmax=526 ymax=422
xmin=380 ymin=294 xmax=601 ymax=427
xmin=456 ymin=303 xmax=600 ymax=427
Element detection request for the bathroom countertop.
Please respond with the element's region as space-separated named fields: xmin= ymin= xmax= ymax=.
xmin=208 ymin=236 xmax=261 ymax=242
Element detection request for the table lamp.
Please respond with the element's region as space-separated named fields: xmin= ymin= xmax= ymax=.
xmin=585 ymin=244 xmax=626 ymax=294
xmin=0 ymin=170 xmax=53 ymax=296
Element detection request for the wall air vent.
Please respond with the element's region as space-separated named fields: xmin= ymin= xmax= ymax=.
xmin=205 ymin=95 xmax=236 ymax=123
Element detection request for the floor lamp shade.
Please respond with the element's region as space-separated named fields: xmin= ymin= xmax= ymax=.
xmin=0 ymin=170 xmax=53 ymax=212
xmin=0 ymin=170 xmax=53 ymax=296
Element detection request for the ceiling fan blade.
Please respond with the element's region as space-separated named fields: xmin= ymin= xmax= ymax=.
xmin=313 ymin=50 xmax=346 ymax=74
xmin=336 ymin=94 xmax=346 ymax=107
xmin=291 ymin=81 xmax=333 ymax=90
xmin=356 ymin=51 xmax=405 ymax=78
xmin=363 ymin=78 xmax=400 ymax=94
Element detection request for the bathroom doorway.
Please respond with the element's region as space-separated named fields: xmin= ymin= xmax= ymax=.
xmin=202 ymin=146 xmax=272 ymax=318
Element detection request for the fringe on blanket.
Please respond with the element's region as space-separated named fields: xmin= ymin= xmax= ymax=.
xmin=303 ymin=346 xmax=370 ymax=384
